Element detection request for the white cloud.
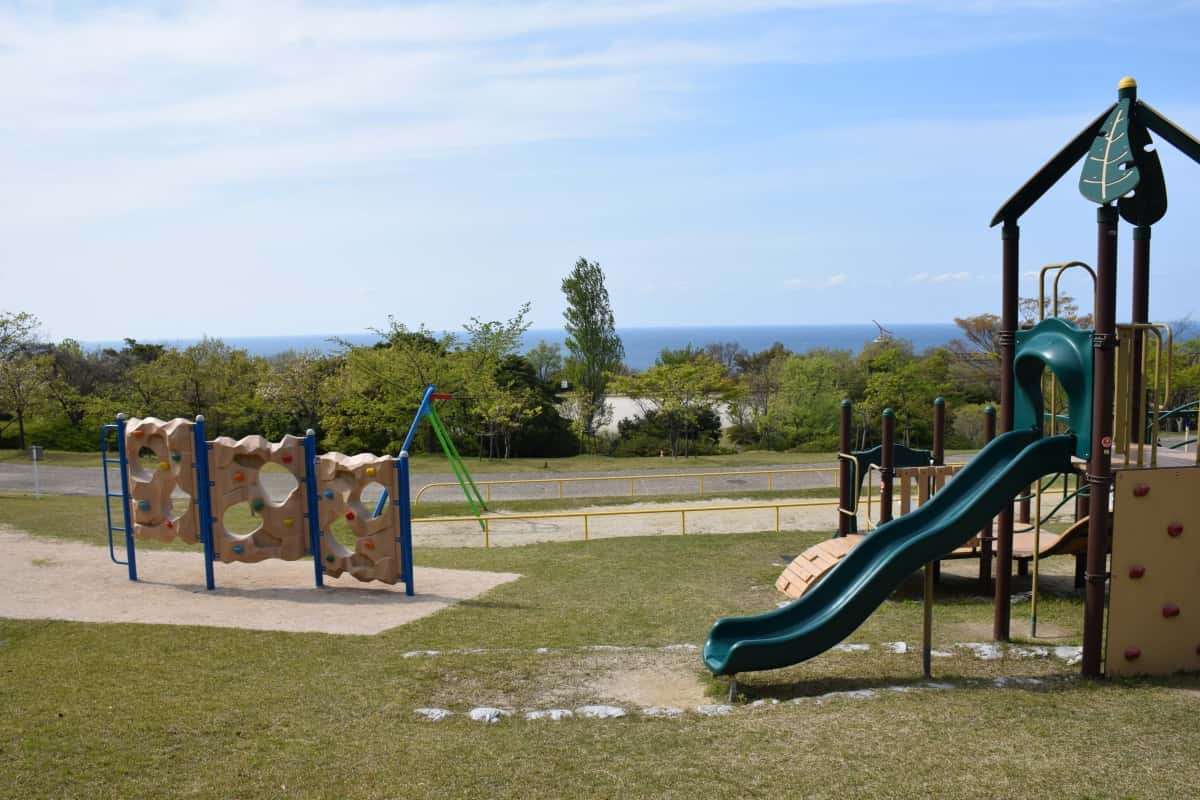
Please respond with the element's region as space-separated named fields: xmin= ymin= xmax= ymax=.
xmin=0 ymin=0 xmax=1091 ymax=224
xmin=911 ymin=271 xmax=971 ymax=283
xmin=785 ymin=273 xmax=848 ymax=289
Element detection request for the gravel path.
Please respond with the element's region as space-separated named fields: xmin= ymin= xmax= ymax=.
xmin=0 ymin=459 xmax=843 ymax=500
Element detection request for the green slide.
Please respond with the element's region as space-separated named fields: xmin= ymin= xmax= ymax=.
xmin=703 ymin=429 xmax=1075 ymax=675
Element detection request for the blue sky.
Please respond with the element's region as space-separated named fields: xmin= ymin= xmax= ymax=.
xmin=4 ymin=1 xmax=1200 ymax=341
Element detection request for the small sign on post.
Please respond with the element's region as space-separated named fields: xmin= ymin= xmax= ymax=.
xmin=29 ymin=445 xmax=44 ymax=498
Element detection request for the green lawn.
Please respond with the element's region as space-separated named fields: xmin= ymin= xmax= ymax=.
xmin=0 ymin=448 xmax=102 ymax=468
xmin=1 ymin=495 xmax=1197 ymax=798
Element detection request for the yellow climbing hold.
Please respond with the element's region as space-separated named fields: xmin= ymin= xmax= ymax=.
xmin=365 ymin=466 xmax=376 ymax=477
xmin=283 ymin=518 xmax=294 ymax=528
xmin=158 ymin=461 xmax=171 ymax=472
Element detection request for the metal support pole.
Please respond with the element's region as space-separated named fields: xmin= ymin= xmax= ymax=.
xmin=837 ymin=399 xmax=853 ymax=537
xmin=303 ymin=430 xmax=325 ymax=588
xmin=931 ymin=397 xmax=945 ymax=578
xmin=979 ymin=405 xmax=996 ymax=591
xmin=880 ymin=408 xmax=895 ymax=524
xmin=193 ymin=416 xmax=216 ymax=591
xmin=397 ymin=451 xmax=415 ymax=596
xmin=923 ymin=561 xmax=934 ymax=678
xmin=1083 ymin=205 xmax=1119 ymax=678
xmin=115 ymin=414 xmax=138 ymax=582
xmin=994 ymin=221 xmax=1019 ymax=641
xmin=1130 ymin=225 xmax=1151 ymax=443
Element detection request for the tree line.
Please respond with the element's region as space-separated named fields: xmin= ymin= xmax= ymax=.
xmin=3 ymin=272 xmax=1198 ymax=459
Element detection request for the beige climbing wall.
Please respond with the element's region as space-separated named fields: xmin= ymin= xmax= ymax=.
xmin=208 ymin=434 xmax=310 ymax=563
xmin=1106 ymin=467 xmax=1200 ymax=677
xmin=316 ymin=453 xmax=401 ymax=584
xmin=125 ymin=417 xmax=200 ymax=544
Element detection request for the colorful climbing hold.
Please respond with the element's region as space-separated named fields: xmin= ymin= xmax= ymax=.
xmin=282 ymin=454 xmax=294 ymax=464
xmin=1124 ymin=646 xmax=1141 ymax=661
xmin=1163 ymin=603 xmax=1181 ymax=618
xmin=323 ymin=488 xmax=334 ymax=500
xmin=345 ymin=511 xmax=356 ymax=521
xmin=325 ymin=554 xmax=336 ymax=563
xmin=158 ymin=461 xmax=171 ymax=472
xmin=251 ymin=498 xmax=265 ymax=512
xmin=365 ymin=466 xmax=376 ymax=477
xmin=132 ymin=429 xmax=144 ymax=438
xmin=364 ymin=539 xmax=375 ymax=550
xmin=171 ymin=451 xmax=182 ymax=462
xmin=283 ymin=518 xmax=294 ymax=528
xmin=1128 ymin=565 xmax=1146 ymax=579
xmin=234 ymin=471 xmax=245 ymax=482
xmin=232 ymin=544 xmax=244 ymax=555
xmin=165 ymin=520 xmax=174 ymax=529
xmin=1133 ymin=483 xmax=1150 ymax=497
xmin=1168 ymin=522 xmax=1184 ymax=538
xmin=137 ymin=500 xmax=150 ymax=511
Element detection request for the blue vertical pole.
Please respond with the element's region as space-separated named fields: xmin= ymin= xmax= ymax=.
xmin=397 ymin=451 xmax=415 ymax=596
xmin=304 ymin=429 xmax=325 ymax=588
xmin=374 ymin=384 xmax=437 ymax=518
xmin=115 ymin=414 xmax=138 ymax=582
xmin=193 ymin=415 xmax=217 ymax=591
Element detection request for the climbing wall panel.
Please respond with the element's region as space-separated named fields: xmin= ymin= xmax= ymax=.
xmin=1107 ymin=467 xmax=1200 ymax=677
xmin=316 ymin=453 xmax=401 ymax=584
xmin=125 ymin=417 xmax=200 ymax=544
xmin=208 ymin=434 xmax=310 ymax=563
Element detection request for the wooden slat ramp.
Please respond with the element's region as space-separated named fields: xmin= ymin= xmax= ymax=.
xmin=775 ymin=535 xmax=864 ymax=599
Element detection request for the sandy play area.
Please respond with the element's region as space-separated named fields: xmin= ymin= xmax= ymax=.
xmin=0 ymin=529 xmax=520 ymax=635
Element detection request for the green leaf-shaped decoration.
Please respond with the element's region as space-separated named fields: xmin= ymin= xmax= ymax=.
xmin=1079 ymin=98 xmax=1139 ymax=205
xmin=1118 ymin=117 xmax=1167 ymax=226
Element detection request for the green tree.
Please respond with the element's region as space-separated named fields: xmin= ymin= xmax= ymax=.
xmin=613 ymin=354 xmax=735 ymax=458
xmin=561 ymin=258 xmax=624 ymax=451
xmin=525 ymin=340 xmax=564 ymax=384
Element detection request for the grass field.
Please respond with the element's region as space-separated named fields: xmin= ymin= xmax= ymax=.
xmin=2 ymin=496 xmax=1198 ymax=798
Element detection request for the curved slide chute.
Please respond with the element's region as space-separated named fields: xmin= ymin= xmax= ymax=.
xmin=703 ymin=429 xmax=1075 ymax=676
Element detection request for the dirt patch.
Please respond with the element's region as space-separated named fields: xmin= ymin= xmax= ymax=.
xmin=945 ymin=620 xmax=1073 ymax=641
xmin=586 ymin=652 xmax=709 ymax=708
xmin=0 ymin=530 xmax=519 ymax=635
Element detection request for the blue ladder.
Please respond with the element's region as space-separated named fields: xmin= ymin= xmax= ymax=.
xmin=99 ymin=419 xmax=137 ymax=581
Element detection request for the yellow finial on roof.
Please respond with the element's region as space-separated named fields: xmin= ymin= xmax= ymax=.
xmin=1118 ymin=76 xmax=1137 ymax=90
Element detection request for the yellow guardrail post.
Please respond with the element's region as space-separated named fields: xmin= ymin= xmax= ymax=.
xmin=775 ymin=506 xmax=781 ymax=532
xmin=583 ymin=515 xmax=590 ymax=541
xmin=483 ymin=517 xmax=490 ymax=549
xmin=680 ymin=510 xmax=686 ymax=535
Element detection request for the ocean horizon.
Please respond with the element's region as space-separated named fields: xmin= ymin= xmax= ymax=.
xmin=86 ymin=323 xmax=962 ymax=371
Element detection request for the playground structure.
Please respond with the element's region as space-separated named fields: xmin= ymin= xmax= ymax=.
xmin=705 ymin=77 xmax=1200 ymax=682
xmin=100 ymin=385 xmax=483 ymax=594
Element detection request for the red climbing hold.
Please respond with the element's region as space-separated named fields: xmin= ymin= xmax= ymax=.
xmin=1124 ymin=646 xmax=1141 ymax=661
xmin=345 ymin=511 xmax=356 ymax=521
xmin=1133 ymin=483 xmax=1150 ymax=497
xmin=1163 ymin=603 xmax=1181 ymax=618
xmin=165 ymin=520 xmax=174 ymax=529
xmin=1128 ymin=565 xmax=1146 ymax=579
xmin=364 ymin=540 xmax=375 ymax=550
xmin=234 ymin=471 xmax=245 ymax=482
xmin=1168 ymin=523 xmax=1184 ymax=538
xmin=282 ymin=454 xmax=293 ymax=464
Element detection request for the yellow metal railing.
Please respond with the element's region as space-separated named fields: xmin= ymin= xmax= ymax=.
xmin=413 ymin=466 xmax=838 ymax=503
xmin=411 ymin=498 xmax=841 ymax=548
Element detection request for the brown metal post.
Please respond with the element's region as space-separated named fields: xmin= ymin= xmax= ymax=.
xmin=994 ymin=222 xmax=1019 ymax=641
xmin=931 ymin=397 xmax=945 ymax=581
xmin=979 ymin=405 xmax=996 ymax=590
xmin=838 ymin=399 xmax=853 ymax=537
xmin=880 ymin=408 xmax=895 ymax=524
xmin=1130 ymin=225 xmax=1151 ymax=443
xmin=932 ymin=397 xmax=945 ymax=466
xmin=1082 ymin=205 xmax=1119 ymax=678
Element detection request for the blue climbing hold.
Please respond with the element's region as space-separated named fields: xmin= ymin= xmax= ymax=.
xmin=323 ymin=489 xmax=334 ymax=500
xmin=137 ymin=500 xmax=150 ymax=511
xmin=232 ymin=543 xmax=244 ymax=555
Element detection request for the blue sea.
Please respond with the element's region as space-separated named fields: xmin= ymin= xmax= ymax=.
xmin=88 ymin=324 xmax=961 ymax=371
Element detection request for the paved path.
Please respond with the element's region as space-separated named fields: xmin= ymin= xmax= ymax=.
xmin=0 ymin=460 xmax=845 ymax=500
